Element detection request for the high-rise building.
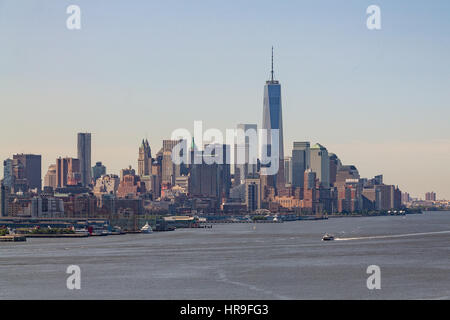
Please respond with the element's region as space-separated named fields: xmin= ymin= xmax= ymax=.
xmin=425 ymin=192 xmax=436 ymax=201
xmin=0 ymin=184 xmax=9 ymax=217
xmin=77 ymin=133 xmax=92 ymax=186
xmin=329 ymin=153 xmax=341 ymax=186
xmin=56 ymin=157 xmax=81 ymax=187
xmin=92 ymin=161 xmax=106 ymax=182
xmin=213 ymin=143 xmax=231 ymax=200
xmin=138 ymin=139 xmax=152 ymax=176
xmin=188 ymin=151 xmax=219 ymax=198
xmin=401 ymin=192 xmax=410 ymax=204
xmin=235 ymin=123 xmax=258 ymax=185
xmin=12 ymin=154 xmax=42 ymax=191
xmin=284 ymin=157 xmax=292 ymax=185
xmin=310 ymin=143 xmax=330 ymax=188
xmin=262 ymin=47 xmax=284 ymax=190
xmin=245 ymin=178 xmax=261 ymax=212
xmin=376 ymin=185 xmax=402 ymax=210
xmin=44 ymin=164 xmax=57 ymax=189
xmin=291 ymin=142 xmax=310 ymax=188
xmin=162 ymin=140 xmax=181 ymax=185
xmin=2 ymin=159 xmax=14 ymax=189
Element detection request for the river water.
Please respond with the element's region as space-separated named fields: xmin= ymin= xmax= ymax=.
xmin=1 ymin=211 xmax=449 ymax=299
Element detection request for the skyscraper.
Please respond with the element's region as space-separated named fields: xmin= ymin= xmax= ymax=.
xmin=262 ymin=47 xmax=284 ymax=190
xmin=188 ymin=151 xmax=219 ymax=198
xmin=291 ymin=142 xmax=310 ymax=188
xmin=77 ymin=133 xmax=92 ymax=186
xmin=138 ymin=139 xmax=152 ymax=176
xmin=2 ymin=158 xmax=14 ymax=189
xmin=310 ymin=143 xmax=330 ymax=188
xmin=235 ymin=123 xmax=258 ymax=185
xmin=0 ymin=184 xmax=8 ymax=217
xmin=162 ymin=139 xmax=182 ymax=185
xmin=284 ymin=157 xmax=292 ymax=185
xmin=56 ymin=157 xmax=81 ymax=187
xmin=12 ymin=154 xmax=42 ymax=191
xmin=329 ymin=153 xmax=341 ymax=186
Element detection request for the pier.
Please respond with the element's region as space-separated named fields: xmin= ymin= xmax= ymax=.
xmin=0 ymin=235 xmax=27 ymax=242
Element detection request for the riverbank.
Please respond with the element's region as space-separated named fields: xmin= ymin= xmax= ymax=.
xmin=23 ymin=233 xmax=89 ymax=238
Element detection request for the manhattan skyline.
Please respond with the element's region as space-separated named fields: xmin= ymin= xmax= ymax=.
xmin=1 ymin=0 xmax=449 ymax=199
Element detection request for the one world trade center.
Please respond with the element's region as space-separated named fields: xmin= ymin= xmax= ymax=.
xmin=262 ymin=47 xmax=285 ymax=190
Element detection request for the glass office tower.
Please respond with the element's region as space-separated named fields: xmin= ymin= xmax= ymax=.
xmin=261 ymin=48 xmax=285 ymax=189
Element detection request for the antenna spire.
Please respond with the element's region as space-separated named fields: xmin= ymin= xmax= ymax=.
xmin=271 ymin=46 xmax=274 ymax=81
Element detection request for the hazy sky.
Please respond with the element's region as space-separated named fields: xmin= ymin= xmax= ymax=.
xmin=1 ymin=0 xmax=449 ymax=199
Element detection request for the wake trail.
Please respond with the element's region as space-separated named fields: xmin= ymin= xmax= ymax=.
xmin=335 ymin=230 xmax=450 ymax=241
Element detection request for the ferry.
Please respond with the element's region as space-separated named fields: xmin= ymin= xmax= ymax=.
xmin=322 ymin=233 xmax=335 ymax=241
xmin=140 ymin=222 xmax=153 ymax=234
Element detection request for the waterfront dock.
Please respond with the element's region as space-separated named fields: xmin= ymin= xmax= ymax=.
xmin=0 ymin=235 xmax=27 ymax=242
xmin=23 ymin=233 xmax=89 ymax=238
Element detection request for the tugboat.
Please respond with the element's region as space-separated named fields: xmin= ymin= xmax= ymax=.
xmin=140 ymin=222 xmax=153 ymax=234
xmin=322 ymin=233 xmax=335 ymax=241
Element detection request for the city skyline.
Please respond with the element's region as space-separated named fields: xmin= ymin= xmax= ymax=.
xmin=1 ymin=1 xmax=449 ymax=199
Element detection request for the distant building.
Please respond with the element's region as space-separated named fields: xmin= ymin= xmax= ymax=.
xmin=310 ymin=144 xmax=330 ymax=188
xmin=117 ymin=169 xmax=146 ymax=199
xmin=328 ymin=153 xmax=341 ymax=186
xmin=0 ymin=184 xmax=9 ymax=217
xmin=93 ymin=174 xmax=119 ymax=198
xmin=335 ymin=165 xmax=360 ymax=187
xmin=92 ymin=162 xmax=106 ymax=182
xmin=44 ymin=164 xmax=57 ymax=189
xmin=77 ymin=133 xmax=92 ymax=186
xmin=261 ymin=48 xmax=285 ymax=190
xmin=284 ymin=157 xmax=292 ymax=185
xmin=425 ymin=192 xmax=436 ymax=201
xmin=376 ymin=185 xmax=402 ymax=210
xmin=120 ymin=166 xmax=135 ymax=181
xmin=245 ymin=178 xmax=261 ymax=212
xmin=31 ymin=196 xmax=64 ymax=217
xmin=56 ymin=157 xmax=81 ymax=187
xmin=401 ymin=192 xmax=410 ymax=204
xmin=189 ymin=151 xmax=219 ymax=199
xmin=235 ymin=123 xmax=258 ymax=185
xmin=162 ymin=140 xmax=181 ymax=185
xmin=11 ymin=154 xmax=42 ymax=192
xmin=138 ymin=139 xmax=152 ymax=176
xmin=2 ymin=159 xmax=14 ymax=189
xmin=175 ymin=176 xmax=189 ymax=190
xmin=302 ymin=169 xmax=320 ymax=213
xmin=210 ymin=143 xmax=231 ymax=200
xmin=291 ymin=142 xmax=310 ymax=188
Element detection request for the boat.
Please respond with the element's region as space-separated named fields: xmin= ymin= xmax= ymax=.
xmin=322 ymin=233 xmax=335 ymax=241
xmin=140 ymin=222 xmax=153 ymax=234
xmin=89 ymin=226 xmax=109 ymax=236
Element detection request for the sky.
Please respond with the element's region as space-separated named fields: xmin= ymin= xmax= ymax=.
xmin=0 ymin=0 xmax=449 ymax=199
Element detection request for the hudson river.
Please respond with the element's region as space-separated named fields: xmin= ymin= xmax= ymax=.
xmin=1 ymin=211 xmax=449 ymax=299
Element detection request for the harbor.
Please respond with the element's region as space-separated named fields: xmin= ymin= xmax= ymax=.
xmin=1 ymin=211 xmax=448 ymax=299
